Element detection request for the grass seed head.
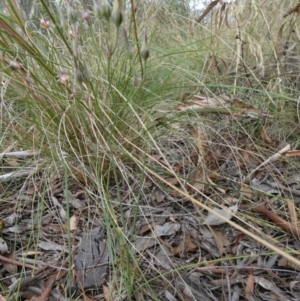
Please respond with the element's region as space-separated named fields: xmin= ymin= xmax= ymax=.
xmin=82 ymin=10 xmax=91 ymax=23
xmin=74 ymin=57 xmax=90 ymax=84
xmin=123 ymin=28 xmax=133 ymax=59
xmin=8 ymin=59 xmax=23 ymax=72
xmin=93 ymin=0 xmax=101 ymax=18
xmin=82 ymin=61 xmax=90 ymax=82
xmin=69 ymin=28 xmax=76 ymax=39
xmin=57 ymin=72 xmax=69 ymax=86
xmin=67 ymin=4 xmax=78 ymax=24
xmin=40 ymin=18 xmax=50 ymax=29
xmin=133 ymin=74 xmax=142 ymax=86
xmin=93 ymin=0 xmax=111 ymax=21
xmin=112 ymin=0 xmax=123 ymax=28
xmin=141 ymin=30 xmax=150 ymax=62
xmin=75 ymin=67 xmax=84 ymax=83
xmin=102 ymin=0 xmax=112 ymax=21
xmin=106 ymin=44 xmax=113 ymax=59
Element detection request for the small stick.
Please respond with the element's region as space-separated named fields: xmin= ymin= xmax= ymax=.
xmin=242 ymin=144 xmax=290 ymax=184
xmin=239 ymin=204 xmax=300 ymax=237
xmin=0 ymin=254 xmax=38 ymax=270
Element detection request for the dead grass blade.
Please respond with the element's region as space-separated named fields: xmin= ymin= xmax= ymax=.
xmin=287 ymin=198 xmax=298 ymax=229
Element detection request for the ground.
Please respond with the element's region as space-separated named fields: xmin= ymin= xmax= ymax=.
xmin=1 ymin=94 xmax=300 ymax=301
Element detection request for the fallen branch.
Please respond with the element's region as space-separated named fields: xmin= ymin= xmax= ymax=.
xmin=239 ymin=204 xmax=300 ymax=237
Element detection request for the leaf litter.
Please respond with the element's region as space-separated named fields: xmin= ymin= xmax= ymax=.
xmin=2 ymin=96 xmax=300 ymax=300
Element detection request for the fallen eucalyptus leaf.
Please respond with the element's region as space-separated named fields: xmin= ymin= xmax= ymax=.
xmin=154 ymin=222 xmax=180 ymax=237
xmin=0 ymin=237 xmax=8 ymax=253
xmin=204 ymin=204 xmax=238 ymax=226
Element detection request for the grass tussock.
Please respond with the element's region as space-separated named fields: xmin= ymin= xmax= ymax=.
xmin=1 ymin=0 xmax=300 ymax=300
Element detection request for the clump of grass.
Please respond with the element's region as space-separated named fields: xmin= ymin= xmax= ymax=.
xmin=0 ymin=0 xmax=156 ymax=184
xmin=0 ymin=0 xmax=193 ymax=298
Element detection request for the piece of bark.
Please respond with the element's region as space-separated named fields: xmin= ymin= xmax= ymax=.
xmin=73 ymin=227 xmax=109 ymax=291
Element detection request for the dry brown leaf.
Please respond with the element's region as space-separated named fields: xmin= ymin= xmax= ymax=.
xmin=185 ymin=95 xmax=229 ymax=108
xmin=139 ymin=222 xmax=160 ymax=235
xmin=240 ymin=149 xmax=252 ymax=165
xmin=5 ymin=158 xmax=20 ymax=167
xmin=231 ymin=99 xmax=272 ymax=118
xmin=169 ymin=215 xmax=176 ymax=223
xmin=290 ymin=281 xmax=300 ymax=291
xmin=2 ymin=252 xmax=17 ymax=274
xmin=207 ymin=176 xmax=226 ymax=194
xmin=103 ymin=285 xmax=111 ymax=301
xmin=154 ymin=192 xmax=165 ymax=203
xmin=0 ymin=295 xmax=6 ymax=301
xmin=210 ymin=228 xmax=229 ymax=255
xmin=253 ymin=276 xmax=279 ymax=291
xmin=224 ymin=197 xmax=239 ymax=205
xmin=187 ymin=125 xmax=207 ymax=192
xmin=178 ymin=94 xmax=230 ymax=111
xmin=278 ymin=257 xmax=300 ymax=271
xmin=245 ymin=272 xmax=254 ymax=295
xmin=240 ymin=183 xmax=255 ymax=198
xmin=69 ymin=215 xmax=78 ymax=231
xmin=229 ymin=233 xmax=245 ymax=254
xmin=261 ymin=126 xmax=272 ymax=144
xmin=158 ymin=234 xmax=197 ymax=257
xmin=187 ymin=169 xmax=205 ymax=192
xmin=191 ymin=126 xmax=207 ymax=156
xmin=168 ymin=178 xmax=178 ymax=185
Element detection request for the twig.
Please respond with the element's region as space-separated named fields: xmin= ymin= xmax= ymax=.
xmin=0 ymin=254 xmax=38 ymax=270
xmin=194 ymin=0 xmax=220 ymax=24
xmin=283 ymin=3 xmax=300 ymax=17
xmin=239 ymin=204 xmax=300 ymax=237
xmin=242 ymin=144 xmax=291 ymax=184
